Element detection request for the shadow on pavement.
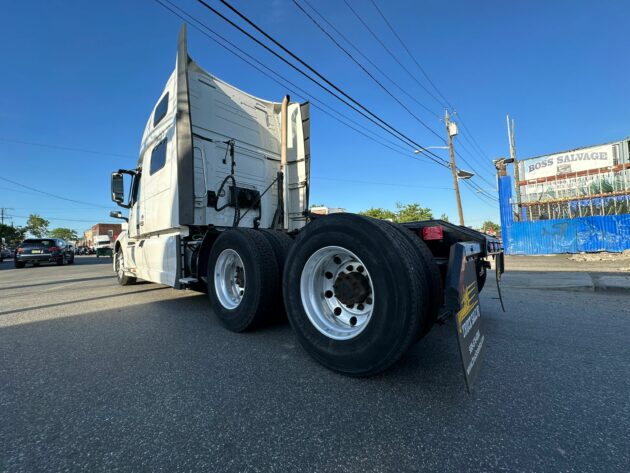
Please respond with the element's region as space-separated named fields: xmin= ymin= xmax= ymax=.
xmin=0 ymin=275 xmax=115 ymax=291
xmin=0 ymin=286 xmax=169 ymax=317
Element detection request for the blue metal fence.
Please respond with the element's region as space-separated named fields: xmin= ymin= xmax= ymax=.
xmin=498 ymin=175 xmax=630 ymax=254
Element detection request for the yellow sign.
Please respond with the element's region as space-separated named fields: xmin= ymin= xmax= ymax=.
xmin=456 ymin=281 xmax=477 ymax=333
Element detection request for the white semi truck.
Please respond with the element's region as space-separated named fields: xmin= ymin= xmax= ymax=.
xmin=110 ymin=26 xmax=503 ymax=377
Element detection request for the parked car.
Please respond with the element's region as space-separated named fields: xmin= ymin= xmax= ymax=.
xmin=0 ymin=247 xmax=13 ymax=261
xmin=14 ymin=238 xmax=75 ymax=268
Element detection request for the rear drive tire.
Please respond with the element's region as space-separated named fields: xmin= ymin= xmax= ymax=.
xmin=259 ymin=229 xmax=293 ymax=274
xmin=207 ymin=229 xmax=280 ymax=332
xmin=283 ymin=213 xmax=429 ymax=376
xmin=56 ymin=257 xmax=65 ymax=266
xmin=115 ymin=248 xmax=136 ymax=286
xmin=259 ymin=229 xmax=293 ymax=319
xmin=15 ymin=261 xmax=25 ymax=269
xmin=387 ymin=223 xmax=443 ymax=337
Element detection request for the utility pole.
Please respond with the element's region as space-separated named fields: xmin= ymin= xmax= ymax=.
xmin=507 ymin=115 xmax=521 ymax=218
xmin=445 ymin=110 xmax=465 ymax=226
xmin=0 ymin=207 xmax=14 ymax=225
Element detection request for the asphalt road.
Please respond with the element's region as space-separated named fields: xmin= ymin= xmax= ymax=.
xmin=1 ymin=257 xmax=629 ymax=472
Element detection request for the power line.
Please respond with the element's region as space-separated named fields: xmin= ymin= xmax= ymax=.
xmin=341 ymin=0 xmax=445 ymax=108
xmin=453 ymin=148 xmax=497 ymax=188
xmin=156 ymin=0 xmax=459 ymax=177
xmin=460 ymin=184 xmax=498 ymax=209
xmin=367 ymin=0 xmax=451 ymax=109
xmin=0 ymin=137 xmax=134 ymax=159
xmin=0 ymin=207 xmax=14 ymax=225
xmin=337 ymin=0 xmax=498 ymax=188
xmin=312 ymin=176 xmax=453 ymax=190
xmin=7 ymin=214 xmax=114 ymax=224
xmin=298 ymin=0 xmax=441 ymax=120
xmin=365 ymin=0 xmax=497 ymax=174
xmin=154 ymin=0 xmax=416 ymax=160
xmin=202 ymin=0 xmax=450 ymax=167
xmin=157 ymin=0 xmax=495 ymax=208
xmin=291 ymin=0 xmax=445 ymax=143
xmin=455 ymin=115 xmax=495 ymax=166
xmin=0 ymin=176 xmax=111 ymax=209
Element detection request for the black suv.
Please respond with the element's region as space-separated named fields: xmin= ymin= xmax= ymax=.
xmin=15 ymin=238 xmax=75 ymax=268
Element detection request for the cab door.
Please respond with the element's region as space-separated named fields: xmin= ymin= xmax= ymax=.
xmin=128 ymin=169 xmax=144 ymax=239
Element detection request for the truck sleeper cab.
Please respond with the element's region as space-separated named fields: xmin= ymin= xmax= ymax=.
xmin=110 ymin=26 xmax=503 ymax=377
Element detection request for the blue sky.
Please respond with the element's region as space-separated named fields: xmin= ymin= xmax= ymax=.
xmin=1 ymin=0 xmax=628 ymax=234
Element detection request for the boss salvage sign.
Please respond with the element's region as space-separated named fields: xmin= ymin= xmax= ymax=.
xmin=520 ymin=143 xmax=615 ymax=180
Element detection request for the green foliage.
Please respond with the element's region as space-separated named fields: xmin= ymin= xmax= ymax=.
xmin=439 ymin=213 xmax=450 ymax=222
xmin=25 ymin=214 xmax=49 ymax=238
xmin=395 ymin=202 xmax=433 ymax=223
xmin=481 ymin=220 xmax=501 ymax=235
xmin=49 ymin=227 xmax=79 ymax=241
xmin=0 ymin=223 xmax=26 ymax=246
xmin=358 ymin=207 xmax=397 ymax=221
xmin=359 ymin=203 xmax=433 ymax=223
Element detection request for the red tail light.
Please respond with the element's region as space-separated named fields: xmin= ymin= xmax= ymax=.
xmin=422 ymin=226 xmax=444 ymax=241
xmin=49 ymin=246 xmax=60 ymax=252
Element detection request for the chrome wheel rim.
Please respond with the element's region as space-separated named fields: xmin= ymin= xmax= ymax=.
xmin=214 ymin=249 xmax=246 ymax=310
xmin=300 ymin=246 xmax=375 ymax=340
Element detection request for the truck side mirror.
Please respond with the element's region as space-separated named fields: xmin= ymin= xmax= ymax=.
xmin=111 ymin=173 xmax=126 ymax=206
xmin=109 ymin=210 xmax=128 ymax=222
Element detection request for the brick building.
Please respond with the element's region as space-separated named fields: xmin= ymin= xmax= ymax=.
xmin=81 ymin=223 xmax=122 ymax=248
xmin=310 ymin=206 xmax=346 ymax=216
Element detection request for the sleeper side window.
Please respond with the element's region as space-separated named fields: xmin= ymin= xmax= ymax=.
xmin=150 ymin=139 xmax=167 ymax=175
xmin=153 ymin=92 xmax=169 ymax=127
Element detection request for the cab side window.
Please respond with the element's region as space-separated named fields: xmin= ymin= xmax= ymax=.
xmin=150 ymin=139 xmax=167 ymax=175
xmin=131 ymin=173 xmax=142 ymax=205
xmin=153 ymin=93 xmax=169 ymax=127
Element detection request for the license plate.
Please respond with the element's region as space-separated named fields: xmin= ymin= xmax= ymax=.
xmin=31 ymin=250 xmax=42 ymax=254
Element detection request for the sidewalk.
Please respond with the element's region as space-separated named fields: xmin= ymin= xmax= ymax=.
xmin=501 ymin=254 xmax=630 ymax=293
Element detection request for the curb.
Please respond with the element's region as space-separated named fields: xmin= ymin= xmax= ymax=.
xmin=592 ymin=274 xmax=630 ymax=293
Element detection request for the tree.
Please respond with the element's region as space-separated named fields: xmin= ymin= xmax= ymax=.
xmin=0 ymin=223 xmax=26 ymax=246
xmin=49 ymin=227 xmax=79 ymax=241
xmin=25 ymin=214 xmax=49 ymax=238
xmin=359 ymin=203 xmax=433 ymax=223
xmin=358 ymin=207 xmax=397 ymax=221
xmin=394 ymin=203 xmax=433 ymax=223
xmin=481 ymin=220 xmax=501 ymax=236
xmin=439 ymin=213 xmax=450 ymax=222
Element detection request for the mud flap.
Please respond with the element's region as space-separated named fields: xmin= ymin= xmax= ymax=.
xmin=495 ymin=251 xmax=506 ymax=312
xmin=445 ymin=242 xmax=487 ymax=393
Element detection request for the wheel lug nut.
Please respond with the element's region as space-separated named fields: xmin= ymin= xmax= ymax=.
xmin=357 ymin=303 xmax=364 ymax=310
xmin=346 ymin=303 xmax=354 ymax=309
xmin=365 ymin=297 xmax=372 ymax=304
xmin=346 ymin=265 xmax=354 ymax=271
xmin=333 ymin=307 xmax=342 ymax=316
xmin=325 ymin=290 xmax=333 ymax=298
xmin=357 ymin=266 xmax=364 ymax=273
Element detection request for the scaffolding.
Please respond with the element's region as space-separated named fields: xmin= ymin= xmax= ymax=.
xmin=512 ymin=162 xmax=630 ymax=221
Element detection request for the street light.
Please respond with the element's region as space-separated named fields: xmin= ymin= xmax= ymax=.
xmin=455 ymin=168 xmax=475 ymax=180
